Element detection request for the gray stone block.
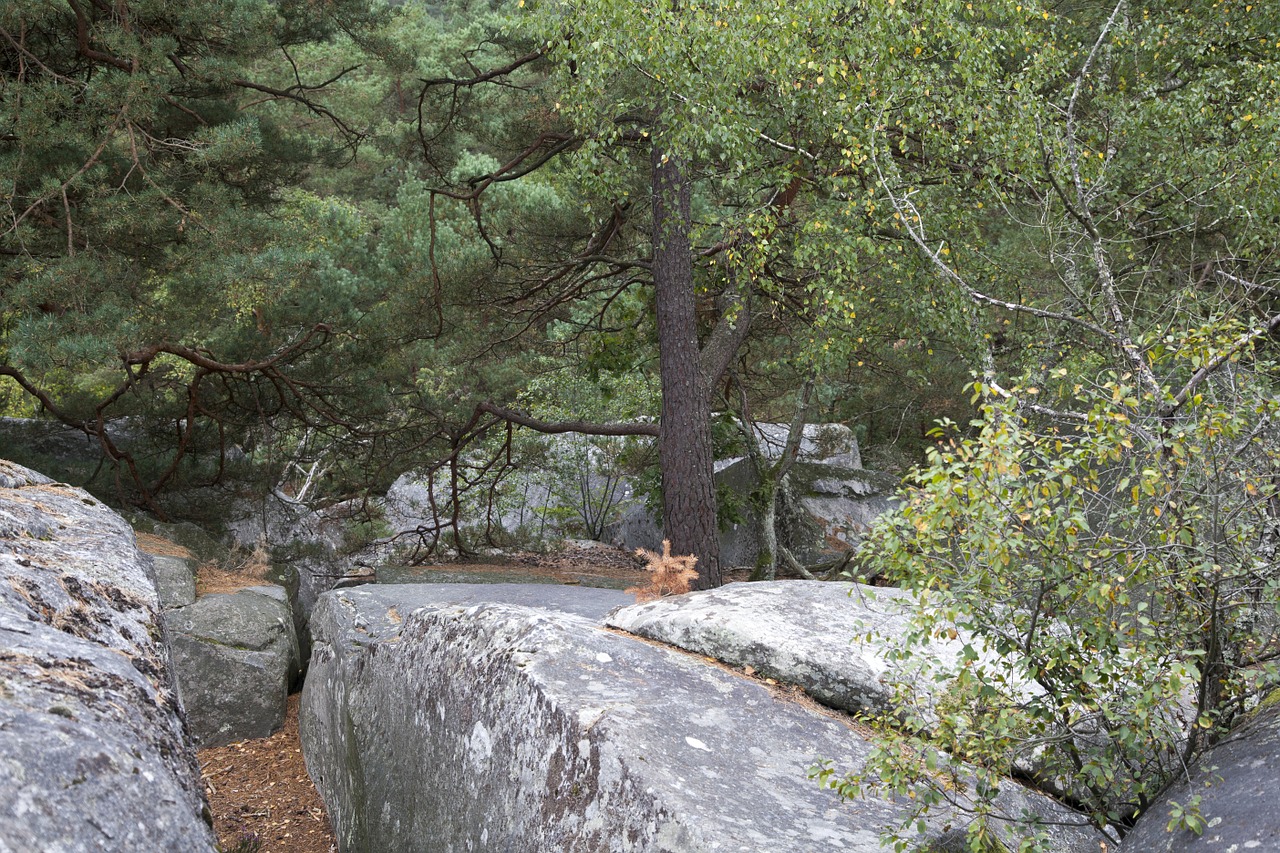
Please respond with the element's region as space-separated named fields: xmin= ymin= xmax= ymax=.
xmin=607 ymin=579 xmax=1188 ymax=817
xmin=338 ymin=581 xmax=631 ymax=620
xmin=168 ymin=585 xmax=301 ymax=747
xmin=0 ymin=459 xmax=217 ymax=852
xmin=300 ymin=585 xmax=1106 ymax=853
xmin=607 ymin=580 xmax=918 ymax=716
xmin=151 ymin=554 xmax=197 ymax=609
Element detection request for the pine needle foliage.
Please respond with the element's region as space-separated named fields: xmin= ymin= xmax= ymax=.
xmin=627 ymin=540 xmax=699 ymax=603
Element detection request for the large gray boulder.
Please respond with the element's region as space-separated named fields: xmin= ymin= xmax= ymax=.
xmin=377 ymin=422 xmax=869 ymax=562
xmin=0 ymin=417 xmax=105 ymax=461
xmin=301 ymin=583 xmax=1105 ymax=853
xmin=316 ymin=581 xmax=632 ymax=620
xmin=380 ymin=437 xmax=641 ymax=550
xmin=223 ymin=491 xmax=354 ymax=625
xmin=0 ymin=459 xmax=217 ymax=852
xmin=745 ymin=421 xmax=862 ymax=468
xmin=608 ymin=581 xmax=1190 ymax=818
xmin=1123 ymin=697 xmax=1280 ymax=851
xmin=167 ymin=584 xmax=302 ymax=747
xmin=609 ymin=461 xmax=897 ymax=569
xmin=788 ymin=463 xmax=900 ymax=554
xmin=606 ymin=580 xmax=924 ymax=716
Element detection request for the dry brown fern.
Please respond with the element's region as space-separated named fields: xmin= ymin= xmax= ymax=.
xmin=626 ymin=539 xmax=699 ymax=603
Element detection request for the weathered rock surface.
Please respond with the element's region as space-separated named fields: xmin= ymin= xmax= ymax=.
xmin=0 ymin=418 xmax=130 ymax=480
xmin=378 ymin=423 xmax=874 ymax=565
xmin=1123 ymin=698 xmax=1280 ymax=851
xmin=788 ymin=463 xmax=901 ymax=554
xmin=167 ymin=584 xmax=302 ymax=747
xmin=745 ymin=421 xmax=862 ymax=468
xmin=606 ymin=580 xmax=922 ymax=716
xmin=301 ymin=583 xmax=1105 ymax=853
xmin=608 ymin=580 xmax=1191 ymax=818
xmin=0 ymin=459 xmax=217 ymax=852
xmin=706 ymin=461 xmax=899 ymax=567
xmin=324 ymin=581 xmax=632 ymax=620
xmin=151 ymin=554 xmax=198 ymax=609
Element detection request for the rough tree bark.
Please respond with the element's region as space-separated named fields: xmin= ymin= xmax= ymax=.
xmin=651 ymin=145 xmax=722 ymax=588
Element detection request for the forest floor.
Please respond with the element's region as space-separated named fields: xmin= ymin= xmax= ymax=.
xmin=199 ymin=693 xmax=334 ymax=853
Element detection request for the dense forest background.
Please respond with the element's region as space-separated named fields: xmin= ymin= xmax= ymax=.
xmin=3 ymin=0 xmax=1279 ymax=845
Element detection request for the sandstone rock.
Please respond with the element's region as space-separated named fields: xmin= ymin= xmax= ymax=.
xmin=744 ymin=421 xmax=862 ymax=468
xmin=145 ymin=518 xmax=229 ymax=566
xmin=789 ymin=463 xmax=901 ymax=555
xmin=382 ymin=453 xmax=638 ymax=549
xmin=608 ymin=580 xmax=1189 ymax=818
xmin=1123 ymin=698 xmax=1280 ymax=851
xmin=606 ymin=580 xmax=922 ymax=716
xmin=223 ymin=492 xmax=363 ymax=632
xmin=167 ymin=584 xmax=301 ymax=747
xmin=322 ymin=581 xmax=631 ymax=620
xmin=0 ymin=417 xmax=104 ymax=461
xmin=610 ymin=461 xmax=897 ymax=568
xmin=301 ymin=583 xmax=1106 ymax=853
xmin=0 ymin=459 xmax=217 ymax=852
xmin=378 ymin=423 xmax=865 ymax=560
xmin=150 ymin=554 xmax=198 ymax=609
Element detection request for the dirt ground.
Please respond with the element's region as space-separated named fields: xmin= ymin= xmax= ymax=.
xmin=436 ymin=543 xmax=754 ymax=587
xmin=199 ymin=693 xmax=335 ymax=853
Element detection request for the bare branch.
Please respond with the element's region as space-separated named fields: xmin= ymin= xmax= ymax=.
xmin=476 ymin=402 xmax=659 ymax=437
xmin=68 ymin=0 xmax=136 ymax=72
xmin=232 ymin=78 xmax=363 ymax=144
xmin=418 ymin=49 xmax=544 ymax=89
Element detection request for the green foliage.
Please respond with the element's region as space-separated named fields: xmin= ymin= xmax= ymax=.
xmin=0 ymin=0 xmax=398 ymax=501
xmin=830 ymin=327 xmax=1279 ymax=847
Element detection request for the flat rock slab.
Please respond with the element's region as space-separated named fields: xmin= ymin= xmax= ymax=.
xmin=1124 ymin=699 xmax=1280 ymax=851
xmin=0 ymin=459 xmax=216 ymax=852
xmin=357 ymin=581 xmax=632 ymax=620
xmin=301 ymin=585 xmax=1104 ymax=853
xmin=606 ymin=580 xmax=932 ymax=716
xmin=608 ymin=581 xmax=1191 ymax=817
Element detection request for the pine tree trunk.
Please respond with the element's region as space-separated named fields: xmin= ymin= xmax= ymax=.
xmin=651 ymin=145 xmax=722 ymax=588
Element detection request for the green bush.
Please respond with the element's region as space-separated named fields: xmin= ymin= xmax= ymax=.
xmin=820 ymin=331 xmax=1280 ymax=850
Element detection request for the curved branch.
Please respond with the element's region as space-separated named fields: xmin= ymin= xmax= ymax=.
xmin=1161 ymin=312 xmax=1280 ymax=417
xmin=477 ymin=401 xmax=659 ymax=437
xmin=68 ymin=0 xmax=136 ymax=72
xmin=0 ymin=366 xmax=88 ymax=430
xmin=232 ymin=78 xmax=363 ymax=144
xmin=122 ymin=324 xmax=331 ymax=374
xmin=431 ymin=133 xmax=579 ymax=202
xmin=418 ymin=49 xmax=544 ymax=89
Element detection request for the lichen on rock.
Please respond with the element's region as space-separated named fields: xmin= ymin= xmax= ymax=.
xmin=0 ymin=459 xmax=218 ymax=852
